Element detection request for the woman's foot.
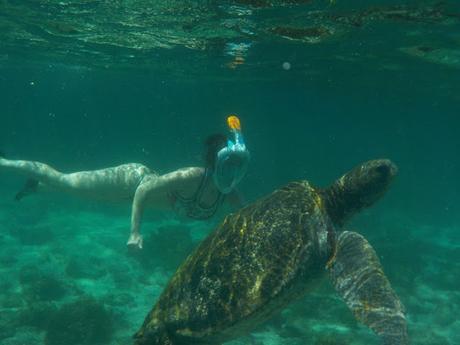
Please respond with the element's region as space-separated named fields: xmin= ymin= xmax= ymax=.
xmin=15 ymin=178 xmax=39 ymax=201
xmin=127 ymin=232 xmax=143 ymax=250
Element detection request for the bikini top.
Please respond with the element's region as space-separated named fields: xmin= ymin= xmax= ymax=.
xmin=172 ymin=115 xmax=249 ymax=219
xmin=172 ymin=168 xmax=225 ymax=220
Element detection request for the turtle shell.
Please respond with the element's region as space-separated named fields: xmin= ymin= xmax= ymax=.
xmin=135 ymin=180 xmax=335 ymax=344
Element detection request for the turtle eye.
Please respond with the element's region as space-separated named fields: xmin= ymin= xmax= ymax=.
xmin=375 ymin=160 xmax=398 ymax=176
xmin=375 ymin=165 xmax=388 ymax=175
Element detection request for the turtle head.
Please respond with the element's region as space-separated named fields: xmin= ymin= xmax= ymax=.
xmin=322 ymin=159 xmax=398 ymax=226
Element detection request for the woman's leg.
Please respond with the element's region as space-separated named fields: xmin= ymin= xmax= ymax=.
xmin=1 ymin=158 xmax=150 ymax=198
xmin=0 ymin=157 xmax=64 ymax=186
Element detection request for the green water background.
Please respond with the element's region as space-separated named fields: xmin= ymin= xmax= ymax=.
xmin=2 ymin=63 xmax=458 ymax=224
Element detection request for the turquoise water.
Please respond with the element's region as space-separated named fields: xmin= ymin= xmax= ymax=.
xmin=1 ymin=1 xmax=459 ymax=344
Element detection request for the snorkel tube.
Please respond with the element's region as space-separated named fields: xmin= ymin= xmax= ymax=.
xmin=213 ymin=115 xmax=250 ymax=194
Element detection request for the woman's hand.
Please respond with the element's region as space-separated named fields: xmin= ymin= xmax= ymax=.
xmin=127 ymin=232 xmax=143 ymax=250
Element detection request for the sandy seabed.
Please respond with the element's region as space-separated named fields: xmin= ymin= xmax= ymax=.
xmin=0 ymin=193 xmax=458 ymax=345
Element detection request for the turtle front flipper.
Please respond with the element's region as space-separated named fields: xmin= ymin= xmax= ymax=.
xmin=327 ymin=231 xmax=409 ymax=345
xmin=133 ymin=324 xmax=175 ymax=345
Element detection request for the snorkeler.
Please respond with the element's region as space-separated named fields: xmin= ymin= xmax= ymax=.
xmin=0 ymin=115 xmax=250 ymax=250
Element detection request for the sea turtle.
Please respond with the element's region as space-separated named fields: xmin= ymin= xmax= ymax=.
xmin=134 ymin=159 xmax=408 ymax=345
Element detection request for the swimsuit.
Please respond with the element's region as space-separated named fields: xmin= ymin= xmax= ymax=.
xmin=172 ymin=168 xmax=225 ymax=220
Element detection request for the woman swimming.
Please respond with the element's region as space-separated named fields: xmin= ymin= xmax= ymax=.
xmin=0 ymin=116 xmax=250 ymax=250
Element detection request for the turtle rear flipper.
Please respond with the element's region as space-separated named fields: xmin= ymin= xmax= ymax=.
xmin=328 ymin=231 xmax=409 ymax=345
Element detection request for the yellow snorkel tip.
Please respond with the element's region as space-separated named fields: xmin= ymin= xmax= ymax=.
xmin=227 ymin=115 xmax=241 ymax=131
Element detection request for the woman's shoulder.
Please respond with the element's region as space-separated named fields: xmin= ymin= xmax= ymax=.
xmin=165 ymin=167 xmax=204 ymax=179
xmin=137 ymin=167 xmax=205 ymax=199
xmin=140 ymin=167 xmax=203 ymax=189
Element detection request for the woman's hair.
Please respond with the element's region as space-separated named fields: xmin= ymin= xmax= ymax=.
xmin=204 ymin=134 xmax=227 ymax=170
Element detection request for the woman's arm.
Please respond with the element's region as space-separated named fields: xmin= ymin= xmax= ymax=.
xmin=127 ymin=168 xmax=203 ymax=249
xmin=127 ymin=181 xmax=150 ymax=249
xmin=127 ymin=176 xmax=168 ymax=249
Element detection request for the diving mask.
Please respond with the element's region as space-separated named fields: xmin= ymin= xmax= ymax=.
xmin=213 ymin=115 xmax=250 ymax=194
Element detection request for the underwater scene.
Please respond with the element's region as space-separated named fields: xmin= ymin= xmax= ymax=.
xmin=0 ymin=1 xmax=459 ymax=344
